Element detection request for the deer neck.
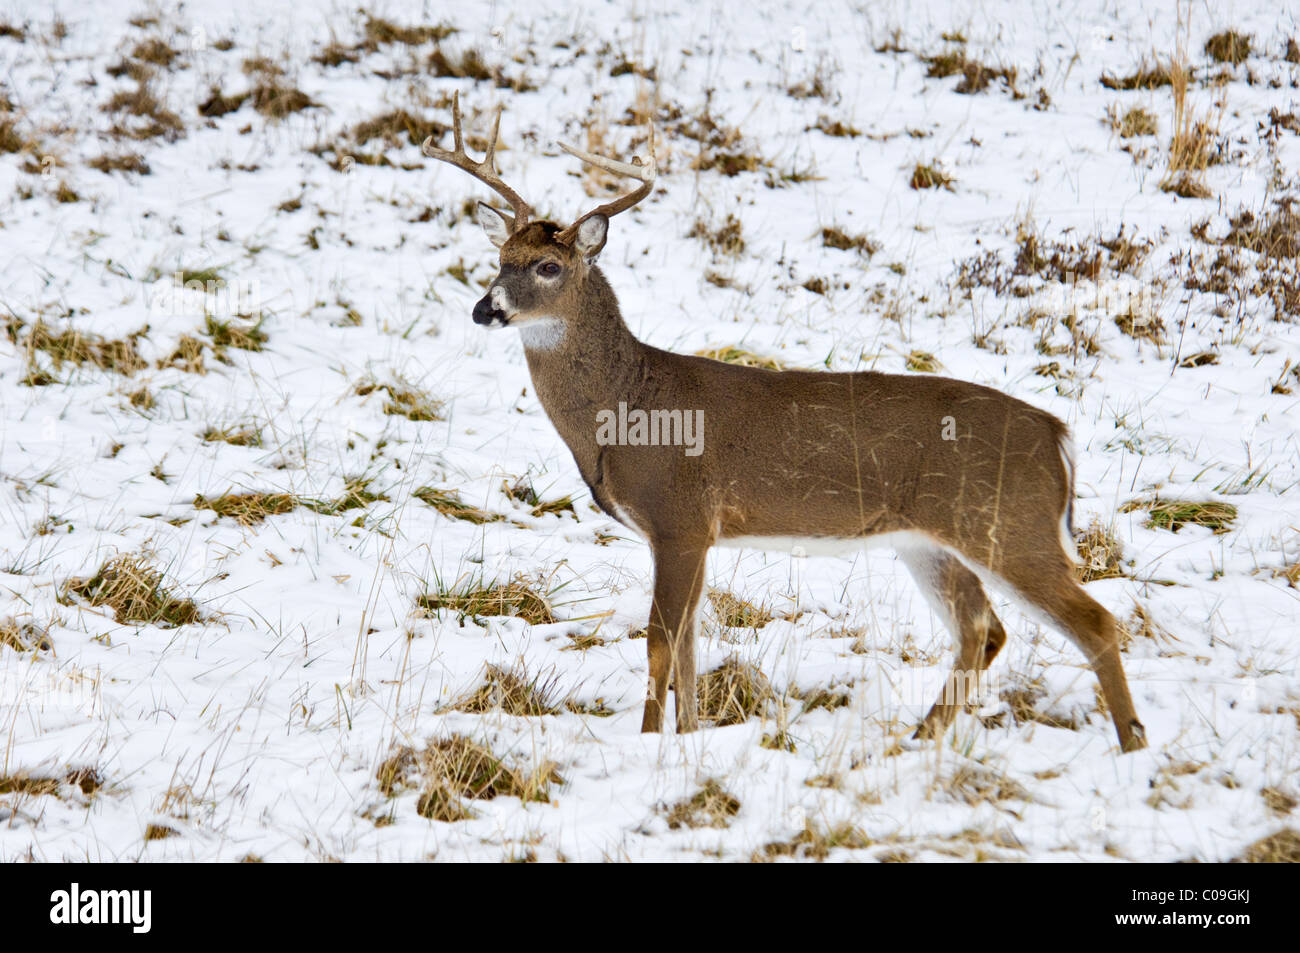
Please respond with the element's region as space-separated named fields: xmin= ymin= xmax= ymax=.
xmin=519 ymin=266 xmax=647 ymax=474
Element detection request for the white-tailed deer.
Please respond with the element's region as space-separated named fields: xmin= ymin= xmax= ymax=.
xmin=423 ymin=94 xmax=1147 ymax=753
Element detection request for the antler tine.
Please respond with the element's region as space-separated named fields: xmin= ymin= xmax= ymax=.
xmin=556 ymin=123 xmax=657 ymax=239
xmin=422 ymin=91 xmax=533 ymax=225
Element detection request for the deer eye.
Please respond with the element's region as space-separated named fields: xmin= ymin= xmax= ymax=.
xmin=536 ymin=261 xmax=561 ymax=278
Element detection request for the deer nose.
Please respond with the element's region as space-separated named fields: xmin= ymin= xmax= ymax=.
xmin=472 ymin=294 xmax=506 ymax=327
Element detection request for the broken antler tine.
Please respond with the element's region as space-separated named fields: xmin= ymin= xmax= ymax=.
xmin=484 ymin=106 xmax=503 ymax=173
xmin=451 ymin=90 xmax=464 ymax=153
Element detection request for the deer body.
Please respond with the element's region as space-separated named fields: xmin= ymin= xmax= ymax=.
xmin=424 ymin=96 xmax=1147 ymax=753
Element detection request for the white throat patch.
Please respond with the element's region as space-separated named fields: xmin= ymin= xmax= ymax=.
xmin=517 ymin=316 xmax=565 ymax=351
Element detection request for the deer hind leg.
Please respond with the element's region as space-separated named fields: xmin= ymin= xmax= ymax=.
xmin=642 ymin=539 xmax=709 ymax=734
xmin=900 ymin=548 xmax=1008 ymax=741
xmin=998 ymin=556 xmax=1147 ymax=753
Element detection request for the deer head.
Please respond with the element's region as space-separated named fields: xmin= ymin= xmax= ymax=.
xmin=422 ymin=93 xmax=655 ymax=331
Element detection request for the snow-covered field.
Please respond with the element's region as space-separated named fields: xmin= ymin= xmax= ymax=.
xmin=1 ymin=0 xmax=1298 ymax=862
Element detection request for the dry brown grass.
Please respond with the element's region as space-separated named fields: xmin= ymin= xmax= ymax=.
xmin=194 ymin=492 xmax=299 ymax=525
xmin=87 ymin=152 xmax=150 ymax=175
xmin=102 ymin=81 xmax=184 ymax=141
xmin=1205 ymin=31 xmax=1251 ymax=65
xmin=417 ymin=576 xmax=558 ymax=626
xmin=1233 ymin=828 xmax=1300 ymax=862
xmin=922 ymin=48 xmax=1017 ymax=95
xmin=354 ymin=375 xmax=444 ymax=421
xmin=1160 ymin=57 xmax=1217 ymax=199
xmin=376 ymin=734 xmax=557 ymax=823
xmin=910 ymin=161 xmax=954 ymax=190
xmin=694 ymin=345 xmax=789 ymax=370
xmin=1101 ymin=60 xmax=1173 ymax=90
xmin=1120 ymin=497 xmax=1237 ymax=533
xmin=663 ymin=779 xmax=741 ymax=829
xmin=414 ymin=486 xmax=505 ymax=524
xmin=756 ymin=822 xmax=872 ymax=861
xmin=158 ymin=334 xmax=208 ymax=374
xmin=1106 ymin=104 xmax=1158 ymax=138
xmin=447 ymin=664 xmax=563 ymax=717
xmin=60 ymin=554 xmax=201 ymax=627
xmin=0 ymin=617 xmax=52 ymax=652
xmin=0 ymin=767 xmax=102 ymax=798
xmin=249 ymin=80 xmax=316 ymax=119
xmin=1075 ymin=519 xmax=1129 ymax=582
xmin=698 ymin=656 xmax=773 ymax=726
xmin=205 ymin=315 xmax=267 ymax=353
xmin=939 ymin=763 xmax=1032 ymax=806
xmin=688 ymin=215 xmax=746 ymax=257
xmin=707 ymin=588 xmax=774 ymax=629
xmin=821 ymin=226 xmax=879 ymax=255
xmin=19 ymin=320 xmax=147 ymax=375
xmin=502 ymin=478 xmax=576 ymax=519
xmin=201 ymin=423 xmax=262 ymax=447
xmin=351 ymin=109 xmax=446 ymax=148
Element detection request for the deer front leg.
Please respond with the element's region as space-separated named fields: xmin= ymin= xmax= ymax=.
xmin=641 ymin=539 xmax=709 ymax=733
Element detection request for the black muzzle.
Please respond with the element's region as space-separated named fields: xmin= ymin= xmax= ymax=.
xmin=472 ymin=294 xmax=507 ymax=327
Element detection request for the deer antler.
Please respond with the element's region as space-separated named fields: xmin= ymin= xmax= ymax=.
xmin=422 ymin=91 xmax=534 ymax=227
xmin=555 ymin=125 xmax=657 ymax=242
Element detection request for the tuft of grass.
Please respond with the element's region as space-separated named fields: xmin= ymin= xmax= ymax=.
xmin=940 ymin=764 xmax=1032 ymax=806
xmin=1075 ymin=519 xmax=1130 ymax=582
xmin=351 ymin=109 xmax=446 ymax=148
xmin=905 ymin=350 xmax=941 ymax=372
xmin=362 ymin=16 xmax=455 ymax=49
xmin=708 ymin=588 xmax=775 ymax=629
xmin=0 ymin=768 xmax=102 ymax=798
xmin=1 ymin=617 xmax=52 ymax=652
xmin=1233 ymin=829 xmax=1300 ymax=863
xmin=1160 ymin=58 xmax=1216 ymax=199
xmin=417 ymin=575 xmax=557 ymax=626
xmin=922 ymin=48 xmax=1016 ymax=95
xmin=414 ymin=486 xmax=505 ymax=524
xmin=663 ymin=780 xmax=741 ymax=830
xmin=60 ymin=554 xmax=201 ymax=627
xmin=197 ymin=88 xmax=248 ymax=118
xmin=1101 ymin=60 xmax=1173 ymax=90
xmin=102 ymin=81 xmax=184 ymax=141
xmin=756 ymin=822 xmax=872 ymax=862
xmin=249 ymin=80 xmax=316 ymax=119
xmin=1106 ymin=104 xmax=1158 ymax=138
xmin=376 ymin=734 xmax=556 ymax=824
xmin=503 ymin=478 xmax=576 ymax=519
xmin=143 ymin=824 xmax=179 ymax=841
xmin=205 ymin=315 xmax=267 ymax=352
xmin=448 ymin=664 xmax=563 ymax=717
xmin=20 ymin=320 xmax=147 ymax=375
xmin=821 ymin=226 xmax=879 ymax=255
xmin=1120 ymin=497 xmax=1237 ymax=533
xmin=811 ymin=115 xmax=861 ymax=138
xmin=1205 ymin=31 xmax=1251 ymax=65
xmin=194 ymin=492 xmax=299 ymax=526
xmin=201 ymin=424 xmax=262 ymax=447
xmin=158 ymin=335 xmax=208 ymax=374
xmin=698 ymin=656 xmax=773 ymax=726
xmin=1223 ymin=204 xmax=1300 ymax=259
xmin=910 ymin=161 xmax=954 ymax=190
xmin=798 ymin=687 xmax=852 ymax=712
xmin=131 ymin=37 xmax=179 ymax=66
xmin=87 ymin=152 xmax=151 ymax=175
xmin=695 ymin=345 xmax=789 ymax=371
xmin=687 ymin=215 xmax=746 ymax=257
xmin=354 ymin=375 xmax=445 ymax=421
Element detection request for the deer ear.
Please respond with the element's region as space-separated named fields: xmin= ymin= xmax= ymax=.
xmin=477 ymin=202 xmax=513 ymax=248
xmin=572 ymin=214 xmax=608 ymax=262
